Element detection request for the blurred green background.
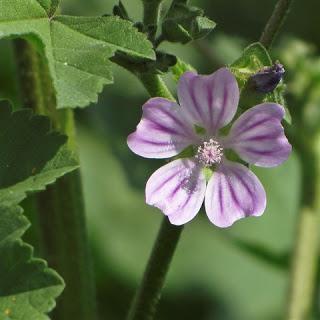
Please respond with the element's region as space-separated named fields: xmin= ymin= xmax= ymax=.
xmin=2 ymin=0 xmax=320 ymax=319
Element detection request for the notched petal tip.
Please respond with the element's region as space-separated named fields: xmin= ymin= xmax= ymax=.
xmin=177 ymin=68 xmax=239 ymax=135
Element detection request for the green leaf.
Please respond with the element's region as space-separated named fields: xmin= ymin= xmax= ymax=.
xmin=230 ymin=42 xmax=291 ymax=123
xmin=0 ymin=105 xmax=78 ymax=319
xmin=0 ymin=0 xmax=155 ymax=109
xmin=162 ymin=2 xmax=216 ymax=44
xmin=0 ymin=104 xmax=78 ymax=206
xmin=0 ymin=204 xmax=64 ymax=320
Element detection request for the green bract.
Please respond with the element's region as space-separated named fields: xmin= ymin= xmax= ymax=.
xmin=0 ymin=0 xmax=155 ymax=109
xmin=0 ymin=104 xmax=78 ymax=319
xmin=230 ymin=42 xmax=291 ymax=123
xmin=170 ymin=58 xmax=196 ymax=82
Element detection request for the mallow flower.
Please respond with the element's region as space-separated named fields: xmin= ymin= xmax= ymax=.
xmin=128 ymin=68 xmax=291 ymax=227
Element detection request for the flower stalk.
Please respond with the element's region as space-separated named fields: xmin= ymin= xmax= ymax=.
xmin=124 ymin=1 xmax=187 ymax=318
xmin=259 ymin=0 xmax=294 ymax=48
xmin=127 ymin=218 xmax=183 ymax=320
xmin=126 ymin=70 xmax=184 ymax=320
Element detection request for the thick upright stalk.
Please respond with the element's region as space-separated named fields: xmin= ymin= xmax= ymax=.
xmin=286 ymin=140 xmax=320 ymax=320
xmin=259 ymin=0 xmax=294 ymax=49
xmin=14 ymin=39 xmax=97 ymax=320
xmin=256 ymin=0 xmax=320 ymax=317
xmin=287 ymin=208 xmax=320 ymax=319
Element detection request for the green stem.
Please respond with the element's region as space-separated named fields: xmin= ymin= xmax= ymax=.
xmin=286 ymin=139 xmax=320 ymax=320
xmin=127 ymin=219 xmax=183 ymax=320
xmin=257 ymin=0 xmax=320 ymax=317
xmin=138 ymin=73 xmax=175 ymax=100
xmin=259 ymin=0 xmax=294 ymax=49
xmin=126 ymin=72 xmax=182 ymax=320
xmin=14 ymin=39 xmax=97 ymax=320
xmin=287 ymin=207 xmax=320 ymax=319
xmin=126 ymin=3 xmax=183 ymax=316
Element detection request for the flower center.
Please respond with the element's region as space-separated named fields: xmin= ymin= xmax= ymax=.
xmin=195 ymin=139 xmax=223 ymax=167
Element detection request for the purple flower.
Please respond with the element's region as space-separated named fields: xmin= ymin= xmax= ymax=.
xmin=128 ymin=68 xmax=292 ymax=228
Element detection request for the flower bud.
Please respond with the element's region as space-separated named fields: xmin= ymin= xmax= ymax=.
xmin=250 ymin=63 xmax=285 ymax=93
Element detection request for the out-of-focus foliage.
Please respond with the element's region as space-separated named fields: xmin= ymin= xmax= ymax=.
xmin=2 ymin=0 xmax=320 ymax=319
xmin=277 ymin=38 xmax=320 ymax=135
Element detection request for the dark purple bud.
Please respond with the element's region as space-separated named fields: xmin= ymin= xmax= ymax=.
xmin=250 ymin=63 xmax=285 ymax=93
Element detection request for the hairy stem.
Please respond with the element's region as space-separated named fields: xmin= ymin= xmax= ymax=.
xmin=14 ymin=39 xmax=97 ymax=320
xmin=127 ymin=219 xmax=183 ymax=320
xmin=126 ymin=71 xmax=183 ymax=320
xmin=138 ymin=73 xmax=175 ymax=100
xmin=259 ymin=0 xmax=294 ymax=49
xmin=125 ymin=2 xmax=184 ymax=317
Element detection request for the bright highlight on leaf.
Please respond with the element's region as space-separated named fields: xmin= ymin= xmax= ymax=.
xmin=0 ymin=0 xmax=155 ymax=109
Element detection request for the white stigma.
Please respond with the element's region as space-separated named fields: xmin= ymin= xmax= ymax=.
xmin=195 ymin=139 xmax=223 ymax=167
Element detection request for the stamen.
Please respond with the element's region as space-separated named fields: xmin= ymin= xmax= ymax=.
xmin=195 ymin=139 xmax=223 ymax=167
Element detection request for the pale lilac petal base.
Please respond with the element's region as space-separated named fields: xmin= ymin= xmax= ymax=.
xmin=177 ymin=68 xmax=239 ymax=135
xmin=128 ymin=98 xmax=197 ymax=159
xmin=224 ymin=103 xmax=292 ymax=167
xmin=146 ymin=159 xmax=206 ymax=225
xmin=205 ymin=161 xmax=266 ymax=228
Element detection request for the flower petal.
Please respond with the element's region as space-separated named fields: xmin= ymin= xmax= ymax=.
xmin=128 ymin=98 xmax=197 ymax=159
xmin=177 ymin=68 xmax=239 ymax=134
xmin=146 ymin=159 xmax=206 ymax=225
xmin=205 ymin=161 xmax=266 ymax=228
xmin=224 ymin=103 xmax=291 ymax=167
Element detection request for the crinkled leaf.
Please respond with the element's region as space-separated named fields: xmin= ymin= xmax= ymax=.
xmin=0 ymin=204 xmax=64 ymax=320
xmin=230 ymin=42 xmax=291 ymax=123
xmin=0 ymin=0 xmax=155 ymax=109
xmin=162 ymin=2 xmax=216 ymax=44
